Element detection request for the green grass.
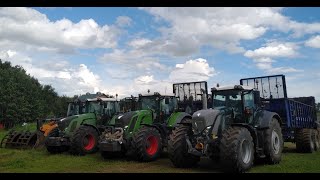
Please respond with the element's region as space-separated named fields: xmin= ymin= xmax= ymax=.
xmin=1 ymin=128 xmax=320 ymax=173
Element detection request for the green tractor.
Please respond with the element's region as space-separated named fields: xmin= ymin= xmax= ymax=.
xmin=45 ymin=94 xmax=120 ymax=155
xmin=99 ymin=81 xmax=209 ymax=162
xmin=98 ymin=92 xmax=192 ymax=161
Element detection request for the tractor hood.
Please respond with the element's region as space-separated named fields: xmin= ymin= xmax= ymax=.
xmin=58 ymin=113 xmax=96 ymax=131
xmin=113 ymin=111 xmax=136 ymax=128
xmin=191 ymin=107 xmax=230 ymax=134
xmin=113 ymin=109 xmax=152 ymax=128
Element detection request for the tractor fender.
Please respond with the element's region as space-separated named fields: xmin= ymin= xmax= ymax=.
xmin=231 ymin=123 xmax=259 ymax=149
xmin=167 ymin=112 xmax=192 ymax=128
xmin=140 ymin=123 xmax=167 ymax=144
xmin=80 ymin=124 xmax=101 ymax=135
xmin=254 ymin=110 xmax=282 ymax=129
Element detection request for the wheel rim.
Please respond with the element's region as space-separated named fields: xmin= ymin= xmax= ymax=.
xmin=146 ymin=135 xmax=158 ymax=156
xmin=271 ymin=130 xmax=280 ymax=154
xmin=240 ymin=139 xmax=252 ymax=164
xmin=83 ymin=134 xmax=95 ymax=151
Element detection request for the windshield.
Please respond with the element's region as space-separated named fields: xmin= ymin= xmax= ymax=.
xmin=86 ymin=101 xmax=102 ymax=113
xmin=213 ymin=90 xmax=242 ymax=110
xmin=67 ymin=102 xmax=86 ymax=116
xmin=160 ymin=97 xmax=177 ymax=115
xmin=140 ymin=96 xmax=157 ymax=110
xmin=104 ymin=101 xmax=120 ymax=116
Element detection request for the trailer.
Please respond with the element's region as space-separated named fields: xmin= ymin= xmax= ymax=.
xmin=240 ymin=74 xmax=319 ymax=152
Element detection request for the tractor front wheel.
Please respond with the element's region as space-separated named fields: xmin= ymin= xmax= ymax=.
xmin=132 ymin=126 xmax=162 ymax=162
xmin=45 ymin=128 xmax=68 ymax=154
xmin=220 ymin=126 xmax=254 ymax=173
xmin=168 ymin=124 xmax=200 ymax=168
xmin=263 ymin=118 xmax=283 ymax=164
xmin=70 ymin=126 xmax=99 ymax=156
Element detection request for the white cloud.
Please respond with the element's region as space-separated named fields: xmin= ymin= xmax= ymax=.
xmin=128 ymin=38 xmax=152 ymax=48
xmin=140 ymin=7 xmax=320 ymax=56
xmin=267 ymin=67 xmax=303 ymax=74
xmin=116 ymin=16 xmax=132 ymax=27
xmin=244 ymin=42 xmax=301 ymax=73
xmin=305 ymin=35 xmax=320 ymax=48
xmin=0 ymin=7 xmax=120 ymax=53
xmin=169 ymin=58 xmax=216 ymax=82
xmin=1 ymin=50 xmax=102 ymax=96
xmin=244 ymin=42 xmax=298 ymax=59
xmin=134 ymin=75 xmax=155 ymax=84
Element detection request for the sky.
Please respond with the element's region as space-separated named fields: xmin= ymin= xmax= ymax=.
xmin=0 ymin=7 xmax=320 ymax=102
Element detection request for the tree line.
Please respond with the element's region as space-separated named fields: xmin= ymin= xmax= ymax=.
xmin=0 ymin=59 xmax=73 ymax=128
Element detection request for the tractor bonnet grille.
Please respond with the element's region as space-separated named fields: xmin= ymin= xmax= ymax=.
xmin=58 ymin=116 xmax=77 ymax=131
xmin=191 ymin=109 xmax=220 ymax=133
xmin=115 ymin=111 xmax=136 ymax=128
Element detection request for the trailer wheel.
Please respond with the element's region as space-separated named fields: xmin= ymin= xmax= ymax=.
xmin=263 ymin=118 xmax=283 ymax=164
xmin=313 ymin=129 xmax=320 ymax=151
xmin=70 ymin=126 xmax=99 ymax=156
xmin=295 ymin=128 xmax=315 ymax=153
xmin=132 ymin=126 xmax=162 ymax=162
xmin=220 ymin=126 xmax=254 ymax=173
xmin=168 ymin=124 xmax=200 ymax=168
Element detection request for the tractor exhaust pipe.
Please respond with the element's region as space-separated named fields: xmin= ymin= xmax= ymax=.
xmin=201 ymin=88 xmax=207 ymax=110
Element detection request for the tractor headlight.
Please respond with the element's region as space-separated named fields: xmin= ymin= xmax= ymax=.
xmin=202 ymin=126 xmax=211 ymax=136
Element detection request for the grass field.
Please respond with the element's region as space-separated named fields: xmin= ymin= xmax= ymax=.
xmin=1 ymin=128 xmax=320 ymax=173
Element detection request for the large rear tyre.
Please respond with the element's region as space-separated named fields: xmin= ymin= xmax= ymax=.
xmin=220 ymin=126 xmax=254 ymax=173
xmin=132 ymin=126 xmax=162 ymax=162
xmin=263 ymin=118 xmax=283 ymax=164
xmin=295 ymin=128 xmax=315 ymax=153
xmin=168 ymin=124 xmax=200 ymax=168
xmin=70 ymin=126 xmax=99 ymax=156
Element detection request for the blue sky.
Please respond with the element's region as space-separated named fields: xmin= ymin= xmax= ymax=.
xmin=0 ymin=7 xmax=320 ymax=102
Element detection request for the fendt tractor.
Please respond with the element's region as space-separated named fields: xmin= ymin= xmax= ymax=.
xmin=45 ymin=93 xmax=121 ymax=155
xmin=168 ymin=74 xmax=319 ymax=172
xmin=99 ymin=81 xmax=209 ymax=162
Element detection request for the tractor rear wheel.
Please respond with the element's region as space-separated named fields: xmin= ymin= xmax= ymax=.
xmin=295 ymin=128 xmax=315 ymax=153
xmin=263 ymin=118 xmax=283 ymax=164
xmin=45 ymin=128 xmax=67 ymax=154
xmin=220 ymin=126 xmax=254 ymax=173
xmin=132 ymin=126 xmax=162 ymax=162
xmin=168 ymin=124 xmax=200 ymax=168
xmin=70 ymin=126 xmax=99 ymax=156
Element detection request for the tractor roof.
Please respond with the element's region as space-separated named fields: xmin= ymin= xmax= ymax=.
xmin=140 ymin=92 xmax=175 ymax=97
xmin=86 ymin=97 xmax=118 ymax=102
xmin=211 ymin=85 xmax=254 ymax=91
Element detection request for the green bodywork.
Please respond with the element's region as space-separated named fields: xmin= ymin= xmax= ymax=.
xmin=59 ymin=98 xmax=119 ymax=137
xmin=101 ymin=93 xmax=191 ymax=148
xmin=59 ymin=113 xmax=98 ymax=137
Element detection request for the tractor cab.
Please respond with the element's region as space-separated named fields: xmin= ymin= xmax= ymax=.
xmin=67 ymin=101 xmax=86 ymax=116
xmin=211 ymin=85 xmax=258 ymax=124
xmin=119 ymin=96 xmax=138 ymax=113
xmin=85 ymin=97 xmax=120 ymax=125
xmin=138 ymin=92 xmax=177 ymax=123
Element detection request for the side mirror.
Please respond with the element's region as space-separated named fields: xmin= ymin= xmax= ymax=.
xmin=165 ymin=98 xmax=169 ymax=104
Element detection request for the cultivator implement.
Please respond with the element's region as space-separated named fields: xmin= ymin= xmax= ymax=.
xmin=0 ymin=130 xmax=45 ymax=149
